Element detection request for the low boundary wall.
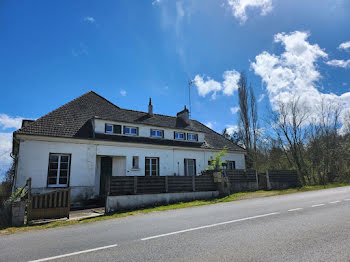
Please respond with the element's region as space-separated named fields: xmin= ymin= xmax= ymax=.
xmin=106 ymin=191 xmax=219 ymax=212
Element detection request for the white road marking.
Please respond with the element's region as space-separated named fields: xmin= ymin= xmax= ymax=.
xmin=329 ymin=200 xmax=341 ymax=204
xmin=28 ymin=244 xmax=118 ymax=262
xmin=312 ymin=204 xmax=325 ymax=207
xmin=288 ymin=208 xmax=303 ymax=212
xmin=141 ymin=212 xmax=280 ymax=241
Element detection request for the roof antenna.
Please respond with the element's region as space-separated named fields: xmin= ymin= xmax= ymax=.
xmin=188 ymin=79 xmax=194 ymax=119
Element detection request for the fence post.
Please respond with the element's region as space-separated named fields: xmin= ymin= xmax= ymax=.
xmin=165 ymin=176 xmax=168 ymax=193
xmin=134 ymin=176 xmax=138 ymax=194
xmin=192 ymin=175 xmax=195 ymax=192
xmin=255 ymin=170 xmax=259 ymax=190
xmin=266 ymin=170 xmax=272 ymax=190
xmin=67 ymin=188 xmax=71 ymax=219
xmin=26 ymin=178 xmax=32 ymax=223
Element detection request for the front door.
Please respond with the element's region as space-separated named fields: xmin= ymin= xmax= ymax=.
xmin=100 ymin=157 xmax=112 ymax=196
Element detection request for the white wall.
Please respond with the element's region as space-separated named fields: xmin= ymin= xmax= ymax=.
xmin=16 ymin=139 xmax=97 ymax=201
xmin=16 ymin=137 xmax=245 ymax=201
xmin=94 ymin=119 xmax=205 ymax=142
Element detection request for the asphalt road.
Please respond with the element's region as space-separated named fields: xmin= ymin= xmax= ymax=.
xmin=1 ymin=186 xmax=350 ymax=262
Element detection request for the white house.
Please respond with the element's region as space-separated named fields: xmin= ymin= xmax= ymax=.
xmin=12 ymin=91 xmax=245 ymax=203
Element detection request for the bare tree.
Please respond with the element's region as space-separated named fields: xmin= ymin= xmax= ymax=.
xmin=271 ymin=97 xmax=309 ymax=184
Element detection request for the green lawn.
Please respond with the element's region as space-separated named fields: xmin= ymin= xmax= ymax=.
xmin=1 ymin=183 xmax=349 ymax=235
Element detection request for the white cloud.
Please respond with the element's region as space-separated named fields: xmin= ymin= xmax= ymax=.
xmin=339 ymin=41 xmax=350 ymax=51
xmin=222 ymin=70 xmax=241 ymax=95
xmin=251 ymin=31 xmax=350 ymax=127
xmin=226 ymin=0 xmax=273 ymax=24
xmin=120 ymin=90 xmax=127 ymax=96
xmin=226 ymin=125 xmax=239 ymax=135
xmin=0 ymin=114 xmax=23 ymax=130
xmin=326 ymin=59 xmax=350 ymax=68
xmin=193 ymin=69 xmax=240 ymax=99
xmin=230 ymin=107 xmax=240 ymax=114
xmin=152 ymin=0 xmax=162 ymax=5
xmin=205 ymin=121 xmax=216 ymax=129
xmin=0 ymin=132 xmax=13 ymax=178
xmin=258 ymin=93 xmax=265 ymax=102
xmin=83 ymin=16 xmax=96 ymax=23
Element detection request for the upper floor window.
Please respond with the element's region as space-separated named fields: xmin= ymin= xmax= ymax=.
xmin=47 ymin=154 xmax=70 ymax=187
xmin=105 ymin=124 xmax=113 ymax=134
xmin=132 ymin=156 xmax=139 ymax=169
xmin=105 ymin=123 xmax=122 ymax=134
xmin=174 ymin=132 xmax=185 ymax=140
xmin=124 ymin=126 xmax=138 ymax=136
xmin=187 ymin=133 xmax=198 ymax=141
xmin=151 ymin=129 xmax=163 ymax=138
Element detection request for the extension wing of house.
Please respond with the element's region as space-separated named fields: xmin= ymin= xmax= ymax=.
xmin=12 ymin=91 xmax=245 ymax=203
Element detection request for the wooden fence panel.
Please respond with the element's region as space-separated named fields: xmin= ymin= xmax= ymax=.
xmin=27 ymin=188 xmax=70 ymax=221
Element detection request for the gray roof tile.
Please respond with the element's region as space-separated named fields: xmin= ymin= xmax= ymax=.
xmin=15 ymin=91 xmax=244 ymax=152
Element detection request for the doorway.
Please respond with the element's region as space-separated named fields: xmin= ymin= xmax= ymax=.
xmin=100 ymin=156 xmax=112 ymax=196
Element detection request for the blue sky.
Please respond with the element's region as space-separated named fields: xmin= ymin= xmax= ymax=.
xmin=1 ymin=0 xmax=350 ymax=177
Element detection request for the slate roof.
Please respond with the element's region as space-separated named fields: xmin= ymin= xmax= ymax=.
xmin=14 ymin=91 xmax=245 ymax=152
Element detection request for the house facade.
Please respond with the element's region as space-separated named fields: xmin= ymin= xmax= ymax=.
xmin=12 ymin=91 xmax=245 ymax=202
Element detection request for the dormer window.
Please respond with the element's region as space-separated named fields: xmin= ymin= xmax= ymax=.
xmin=174 ymin=131 xmax=185 ymax=140
xmin=151 ymin=129 xmax=163 ymax=138
xmin=187 ymin=133 xmax=198 ymax=142
xmin=124 ymin=126 xmax=138 ymax=136
xmin=105 ymin=124 xmax=113 ymax=134
xmin=105 ymin=123 xmax=122 ymax=134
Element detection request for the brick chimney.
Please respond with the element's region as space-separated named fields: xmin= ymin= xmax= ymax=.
xmin=176 ymin=106 xmax=190 ymax=125
xmin=148 ymin=98 xmax=153 ymax=116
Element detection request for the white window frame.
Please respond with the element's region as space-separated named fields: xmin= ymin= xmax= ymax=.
xmin=47 ymin=153 xmax=70 ymax=188
xmin=227 ymin=161 xmax=236 ymax=170
xmin=184 ymin=159 xmax=196 ymax=176
xmin=132 ymin=156 xmax=139 ymax=169
xmin=174 ymin=132 xmax=185 ymax=140
xmin=105 ymin=124 xmax=113 ymax=134
xmin=145 ymin=157 xmax=159 ymax=176
xmin=151 ymin=129 xmax=163 ymax=138
xmin=124 ymin=126 xmax=137 ymax=136
xmin=187 ymin=133 xmax=197 ymax=141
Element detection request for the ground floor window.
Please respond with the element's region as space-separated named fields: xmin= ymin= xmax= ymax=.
xmin=227 ymin=161 xmax=236 ymax=170
xmin=145 ymin=157 xmax=159 ymax=176
xmin=132 ymin=156 xmax=139 ymax=169
xmin=184 ymin=159 xmax=196 ymax=176
xmin=47 ymin=154 xmax=70 ymax=187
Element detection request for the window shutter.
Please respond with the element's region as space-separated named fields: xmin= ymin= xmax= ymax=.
xmin=105 ymin=124 xmax=108 ymax=133
xmin=195 ymin=134 xmax=198 ymax=141
xmin=184 ymin=159 xmax=187 ymax=176
xmin=184 ymin=133 xmax=187 ymax=140
xmin=194 ymin=159 xmax=197 ymax=176
xmin=150 ymin=129 xmax=153 ymax=137
xmin=123 ymin=126 xmax=126 ymax=134
xmin=157 ymin=158 xmax=160 ymax=176
xmin=161 ymin=130 xmax=164 ymax=138
xmin=174 ymin=132 xmax=176 ymax=139
xmin=136 ymin=127 xmax=139 ymax=136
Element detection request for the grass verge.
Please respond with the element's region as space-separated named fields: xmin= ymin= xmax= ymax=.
xmin=1 ymin=183 xmax=349 ymax=235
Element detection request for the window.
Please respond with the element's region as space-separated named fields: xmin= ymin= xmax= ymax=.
xmin=187 ymin=133 xmax=198 ymax=141
xmin=132 ymin=156 xmax=139 ymax=169
xmin=124 ymin=126 xmax=138 ymax=135
xmin=105 ymin=124 xmax=113 ymax=134
xmin=145 ymin=157 xmax=159 ymax=176
xmin=174 ymin=132 xmax=185 ymax=140
xmin=184 ymin=159 xmax=196 ymax=176
xmin=47 ymin=154 xmax=70 ymax=187
xmin=227 ymin=161 xmax=236 ymax=170
xmin=105 ymin=124 xmax=122 ymax=134
xmin=151 ymin=129 xmax=163 ymax=138
xmin=113 ymin=125 xmax=122 ymax=134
